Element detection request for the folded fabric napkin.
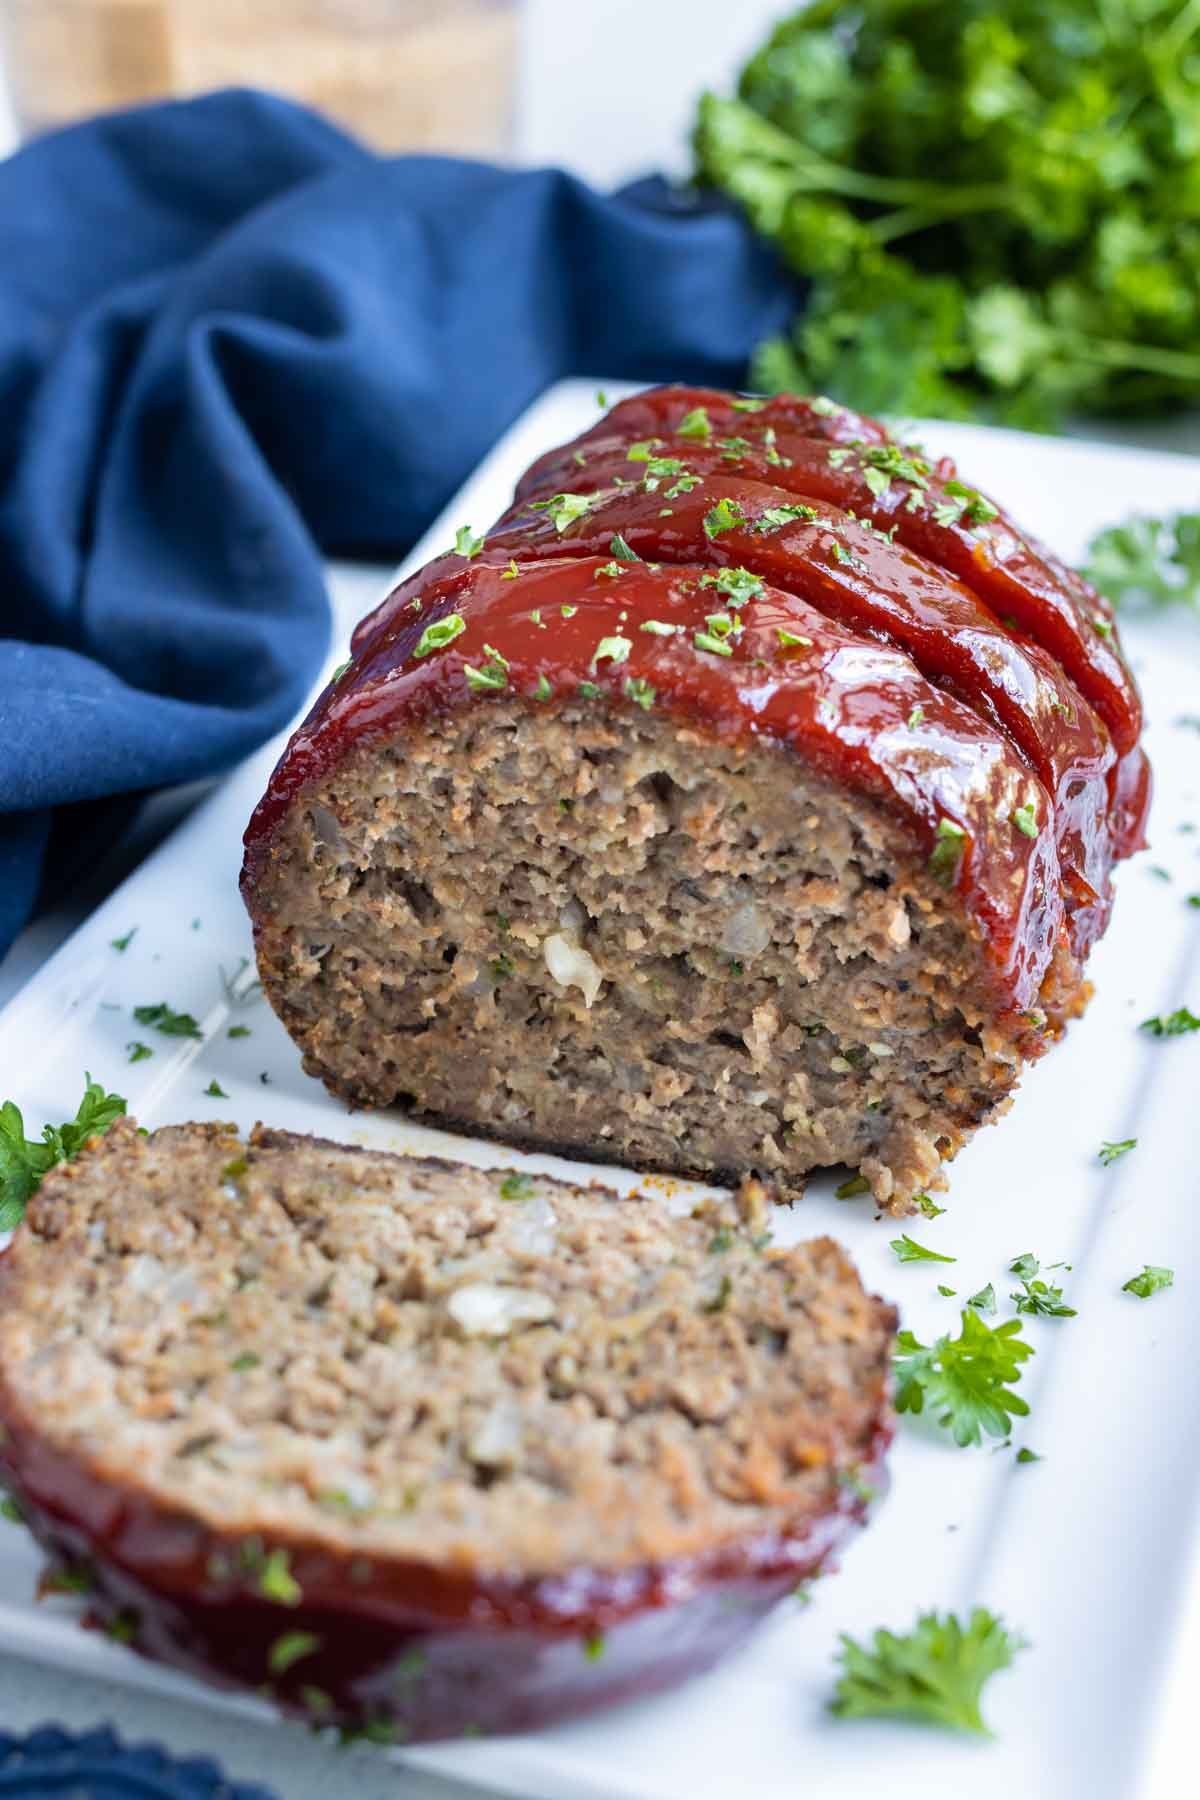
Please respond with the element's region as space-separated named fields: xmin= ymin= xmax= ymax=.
xmin=0 ymin=88 xmax=794 ymax=957
xmin=0 ymin=1725 xmax=275 ymax=1796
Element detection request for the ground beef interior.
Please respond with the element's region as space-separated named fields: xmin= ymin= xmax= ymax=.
xmin=0 ymin=1120 xmax=895 ymax=1740
xmin=251 ymin=703 xmax=1051 ymax=1210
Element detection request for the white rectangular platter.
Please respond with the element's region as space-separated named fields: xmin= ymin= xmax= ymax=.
xmin=1 ymin=381 xmax=1198 ymax=1800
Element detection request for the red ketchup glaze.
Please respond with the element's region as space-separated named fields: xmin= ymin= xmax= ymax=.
xmin=248 ymin=556 xmax=1061 ymax=1017
xmin=476 ymin=477 xmax=1119 ymax=960
xmin=513 ymin=386 xmax=1144 ymax=759
xmin=0 ymin=1381 xmax=890 ymax=1742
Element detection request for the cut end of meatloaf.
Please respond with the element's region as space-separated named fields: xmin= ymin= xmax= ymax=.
xmin=248 ymin=702 xmax=1063 ymax=1212
xmin=0 ymin=1119 xmax=895 ymax=1578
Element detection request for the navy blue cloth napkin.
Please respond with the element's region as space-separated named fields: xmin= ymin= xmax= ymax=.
xmin=0 ymin=1725 xmax=276 ymax=1797
xmin=0 ymin=88 xmax=793 ymax=956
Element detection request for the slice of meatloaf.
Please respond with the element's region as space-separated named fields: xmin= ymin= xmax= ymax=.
xmin=0 ymin=1119 xmax=896 ymax=1743
xmin=241 ymin=387 xmax=1148 ymax=1212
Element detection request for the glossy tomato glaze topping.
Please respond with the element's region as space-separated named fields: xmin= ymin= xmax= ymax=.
xmin=0 ymin=1379 xmax=890 ymax=1742
xmin=510 ymin=383 xmax=1149 ymax=874
xmin=512 ymin=386 xmax=1141 ymax=755
xmin=485 ymin=478 xmax=1118 ymax=958
xmin=247 ymin=555 xmax=1060 ymax=1018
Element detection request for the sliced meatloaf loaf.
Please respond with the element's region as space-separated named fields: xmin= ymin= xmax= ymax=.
xmin=0 ymin=1119 xmax=896 ymax=1742
xmin=242 ymin=387 xmax=1149 ymax=1212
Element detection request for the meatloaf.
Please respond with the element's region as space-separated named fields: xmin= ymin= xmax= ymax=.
xmin=0 ymin=1118 xmax=895 ymax=1742
xmin=242 ymin=385 xmax=1149 ymax=1212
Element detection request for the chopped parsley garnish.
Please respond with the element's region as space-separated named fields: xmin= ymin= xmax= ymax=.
xmin=499 ymin=1173 xmax=533 ymax=1200
xmin=1092 ymin=613 xmax=1114 ymax=640
xmin=609 ymin=533 xmax=641 ymax=562
xmin=0 ymin=1075 xmax=126 ymax=1233
xmin=640 ymin=619 xmax=678 ymax=636
xmin=1099 ymin=1137 xmax=1136 ymax=1166
xmin=464 ymin=644 xmax=509 ymax=692
xmin=560 ymin=603 xmax=577 ymax=617
xmin=928 ymin=819 xmax=966 ymax=887
xmin=227 ymin=1024 xmax=251 ymax=1039
xmin=1011 ymin=802 xmax=1038 ymax=838
xmin=625 ymin=439 xmax=665 ymax=461
xmin=1140 ymin=1006 xmax=1200 ymax=1037
xmin=703 ymin=1273 xmax=733 ymax=1313
xmin=777 ymin=627 xmax=813 ymax=648
xmin=110 ymin=928 xmax=137 ymax=952
xmin=269 ymin=1631 xmax=321 ymax=1674
xmin=834 ymin=1174 xmax=870 ymax=1199
xmin=133 ymin=1002 xmax=202 ymax=1038
xmin=259 ymin=1548 xmax=302 ymax=1607
xmin=890 ymin=1235 xmax=956 ymax=1265
xmin=1008 ymin=1255 xmax=1076 ymax=1318
xmin=583 ymin=1631 xmax=606 ymax=1661
xmin=933 ymin=480 xmax=999 ymax=530
xmin=577 ymin=681 xmax=602 ymax=699
xmin=894 ymin=1309 xmax=1033 ymax=1446
xmin=531 ymin=492 xmax=595 ymax=534
xmin=1122 ymin=1264 xmax=1174 ymax=1299
xmin=854 ymin=444 xmax=931 ymax=502
xmin=413 ymin=613 xmax=466 ymax=658
xmin=453 ymin=525 xmax=484 ymax=558
xmin=534 ymin=674 xmax=553 ymax=701
xmin=591 ymin=634 xmax=631 ymax=669
xmin=676 ymin=406 xmax=711 ymax=441
xmin=126 ymin=1042 xmax=153 ymax=1063
xmin=596 ymin=560 xmax=624 ymax=579
xmin=624 ymin=676 xmax=656 ymax=710
xmin=916 ymin=1194 xmax=946 ymax=1219
xmin=1015 ymin=1447 xmax=1041 ymax=1465
xmin=230 ymin=1351 xmax=259 ymax=1372
xmin=694 ymin=628 xmax=734 ymax=656
xmin=699 ymin=566 xmax=764 ymax=606
xmin=968 ymin=1283 xmax=997 ymax=1314
xmin=750 ymin=501 xmax=819 ymax=533
xmin=703 ymin=498 xmax=745 ymax=538
xmin=731 ymin=396 xmax=767 ymax=412
xmin=718 ymin=435 xmax=755 ymax=460
xmin=937 ymin=1285 xmax=957 ymax=1297
xmin=830 ymin=1609 xmax=1026 ymax=1735
xmin=908 ymin=705 xmax=925 ymax=728
xmin=500 ymin=558 xmax=520 ymax=579
xmin=830 ymin=539 xmax=857 ymax=566
xmin=204 ymin=1080 xmax=229 ymax=1099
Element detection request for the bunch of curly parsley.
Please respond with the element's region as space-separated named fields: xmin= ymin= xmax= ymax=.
xmin=694 ymin=0 xmax=1200 ymax=429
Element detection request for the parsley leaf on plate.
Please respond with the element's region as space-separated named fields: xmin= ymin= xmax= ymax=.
xmin=894 ymin=1309 xmax=1032 ymax=1447
xmin=830 ymin=1608 xmax=1027 ymax=1735
xmin=0 ymin=1075 xmax=126 ymax=1233
xmin=1099 ymin=1138 xmax=1136 ymax=1165
xmin=133 ymin=1002 xmax=203 ymax=1039
xmin=1122 ymin=1264 xmax=1174 ymax=1299
xmin=1140 ymin=1007 xmax=1200 ymax=1037
xmin=890 ymin=1234 xmax=955 ymax=1265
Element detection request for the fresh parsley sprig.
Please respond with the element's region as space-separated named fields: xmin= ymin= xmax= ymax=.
xmin=894 ymin=1309 xmax=1033 ymax=1447
xmin=830 ymin=1608 xmax=1027 ymax=1735
xmin=1085 ymin=512 xmax=1200 ymax=617
xmin=0 ymin=1076 xmax=126 ymax=1233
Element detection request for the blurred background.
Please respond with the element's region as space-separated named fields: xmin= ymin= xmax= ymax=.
xmin=0 ymin=0 xmax=785 ymax=178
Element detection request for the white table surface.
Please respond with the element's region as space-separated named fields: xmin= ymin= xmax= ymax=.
xmin=1 ymin=7 xmax=1199 ymax=1795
